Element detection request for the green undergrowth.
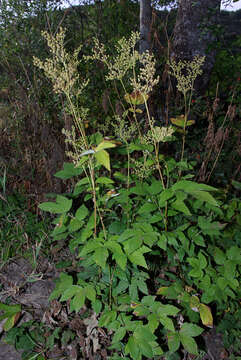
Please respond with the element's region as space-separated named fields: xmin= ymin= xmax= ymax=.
xmin=0 ymin=192 xmax=51 ymax=269
xmin=1 ymin=29 xmax=241 ymax=360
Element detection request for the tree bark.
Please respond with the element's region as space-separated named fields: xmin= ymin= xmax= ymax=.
xmin=172 ymin=0 xmax=221 ymax=93
xmin=140 ymin=0 xmax=152 ymax=53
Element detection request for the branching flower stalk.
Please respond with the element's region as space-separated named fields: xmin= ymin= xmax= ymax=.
xmin=169 ymin=56 xmax=205 ymax=168
xmin=33 ymin=28 xmax=102 ymax=237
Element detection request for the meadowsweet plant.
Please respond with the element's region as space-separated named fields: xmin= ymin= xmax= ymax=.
xmin=88 ymin=32 xmax=175 ymax=188
xmin=28 ymin=29 xmax=241 ymax=359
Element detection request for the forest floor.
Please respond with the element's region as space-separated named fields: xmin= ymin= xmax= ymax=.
xmin=0 ymin=254 xmax=228 ymax=360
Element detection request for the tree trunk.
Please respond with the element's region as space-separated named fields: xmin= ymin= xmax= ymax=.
xmin=172 ymin=0 xmax=221 ymax=93
xmin=140 ymin=0 xmax=152 ymax=53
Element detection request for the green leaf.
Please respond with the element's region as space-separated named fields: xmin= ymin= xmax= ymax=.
xmin=85 ymin=285 xmax=96 ymax=302
xmin=191 ymin=190 xmax=219 ymax=206
xmin=99 ymin=310 xmax=117 ymax=327
xmin=3 ymin=314 xmax=19 ymax=331
xmin=170 ymin=115 xmax=195 ymax=128
xmin=159 ymin=188 xmax=174 ymax=206
xmin=106 ymin=241 xmax=127 ymax=270
xmin=148 ymin=313 xmax=159 ymax=332
xmin=95 ymin=140 xmax=116 ymax=152
xmin=172 ymin=180 xmax=217 ymax=193
xmin=109 ymin=221 xmax=125 ymax=235
xmin=94 ymin=149 xmax=111 ymax=171
xmin=112 ymin=327 xmax=126 ymax=343
xmin=138 ymin=341 xmax=154 ymax=358
xmin=190 ymin=296 xmax=200 ymax=312
xmin=60 ymin=285 xmax=80 ymax=302
xmin=75 ymin=177 xmax=90 ymax=187
xmin=227 ymin=246 xmax=241 ymax=262
xmin=138 ymin=202 xmax=157 ymax=214
xmin=49 ymin=273 xmax=73 ymax=300
xmin=128 ymin=246 xmax=150 ymax=268
xmin=129 ymin=282 xmax=138 ymax=300
xmin=96 ymin=177 xmax=114 ymax=185
xmin=75 ymin=204 xmax=89 ymax=221
xmin=158 ymin=305 xmax=180 ymax=316
xmin=189 ymin=268 xmax=203 ymax=278
xmin=179 ymin=333 xmax=198 ymax=355
xmin=125 ymin=335 xmax=140 ymax=359
xmin=69 ymin=218 xmax=83 ymax=232
xmin=199 ymin=304 xmax=213 ymax=328
xmin=0 ymin=303 xmax=21 ymax=314
xmin=159 ymin=315 xmax=175 ymax=332
xmin=71 ymin=290 xmax=85 ymax=312
xmin=92 ymin=300 xmax=102 ymax=314
xmin=217 ymin=277 xmax=228 ymax=290
xmin=147 ymin=180 xmax=163 ymax=195
xmin=134 ymin=325 xmax=156 ymax=342
xmin=55 ymin=162 xmax=83 ymax=179
xmin=157 ymin=234 xmax=167 ymax=250
xmin=93 ymin=247 xmax=109 ymax=269
xmin=171 ymin=200 xmax=191 ymax=216
xmin=168 ymin=332 xmax=180 ymax=353
xmin=39 ymin=195 xmax=72 ymax=214
xmin=180 ymin=323 xmax=203 ymax=337
xmin=198 ymin=252 xmax=207 ymax=269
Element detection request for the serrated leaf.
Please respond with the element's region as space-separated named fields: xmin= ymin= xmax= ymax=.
xmin=159 ymin=304 xmax=180 ymax=316
xmin=138 ymin=341 xmax=154 ymax=358
xmin=71 ymin=290 xmax=85 ymax=312
xmin=159 ymin=188 xmax=174 ymax=206
xmin=95 ymin=140 xmax=116 ymax=152
xmin=180 ymin=333 xmax=198 ymax=355
xmin=128 ymin=247 xmax=150 ymax=268
xmin=180 ymin=323 xmax=203 ymax=337
xmin=92 ymin=299 xmax=102 ymax=314
xmin=138 ymin=202 xmax=157 ymax=214
xmin=198 ymin=252 xmax=207 ymax=269
xmin=55 ymin=162 xmax=83 ymax=179
xmin=39 ymin=195 xmax=72 ymax=214
xmin=75 ymin=204 xmax=89 ymax=221
xmin=96 ymin=177 xmax=114 ymax=185
xmin=129 ymin=282 xmax=138 ymax=300
xmin=134 ymin=325 xmax=156 ymax=342
xmin=60 ymin=285 xmax=80 ymax=302
xmin=93 ymin=247 xmax=109 ymax=269
xmin=85 ymin=285 xmax=96 ymax=302
xmin=112 ymin=327 xmax=126 ymax=343
xmin=159 ymin=315 xmax=175 ymax=332
xmin=49 ymin=273 xmax=73 ymax=300
xmin=125 ymin=335 xmax=140 ymax=359
xmin=69 ymin=218 xmax=83 ymax=232
xmin=199 ymin=304 xmax=213 ymax=328
xmin=172 ymin=180 xmax=217 ymax=193
xmin=168 ymin=332 xmax=180 ymax=353
xmin=94 ymin=149 xmax=111 ymax=171
xmin=99 ymin=310 xmax=117 ymax=327
xmin=191 ymin=190 xmax=219 ymax=206
xmin=148 ymin=313 xmax=159 ymax=332
xmin=171 ymin=200 xmax=191 ymax=216
xmin=189 ymin=268 xmax=203 ymax=278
